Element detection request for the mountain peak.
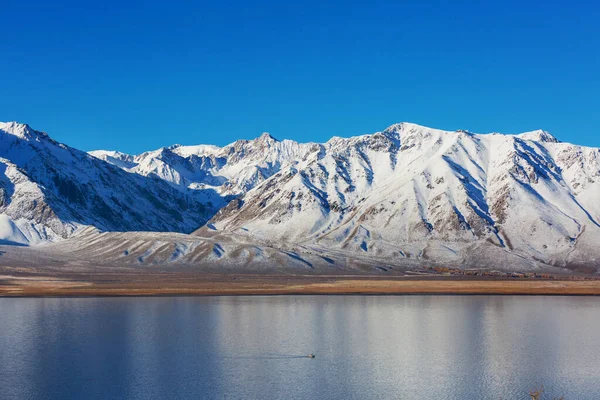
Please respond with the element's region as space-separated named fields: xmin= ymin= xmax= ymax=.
xmin=383 ymin=122 xmax=454 ymax=135
xmin=256 ymin=132 xmax=279 ymax=143
xmin=383 ymin=122 xmax=425 ymax=134
xmin=381 ymin=122 xmax=450 ymax=147
xmin=0 ymin=121 xmax=47 ymax=140
xmin=517 ymin=130 xmax=559 ymax=143
xmin=382 ymin=123 xmax=405 ymax=133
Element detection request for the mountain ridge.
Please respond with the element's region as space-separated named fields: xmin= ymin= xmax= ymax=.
xmin=1 ymin=120 xmax=599 ymax=273
xmin=0 ymin=121 xmax=210 ymax=244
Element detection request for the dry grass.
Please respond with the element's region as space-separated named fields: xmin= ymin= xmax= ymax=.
xmin=2 ymin=271 xmax=600 ymax=296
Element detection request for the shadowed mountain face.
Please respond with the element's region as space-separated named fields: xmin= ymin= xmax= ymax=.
xmin=0 ymin=122 xmax=209 ymax=243
xmin=1 ymin=121 xmax=599 ymax=272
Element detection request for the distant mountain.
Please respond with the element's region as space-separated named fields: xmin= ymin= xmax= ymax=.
xmin=0 ymin=122 xmax=208 ymax=244
xmin=89 ymin=132 xmax=317 ymax=199
xmin=1 ymin=120 xmax=599 ymax=272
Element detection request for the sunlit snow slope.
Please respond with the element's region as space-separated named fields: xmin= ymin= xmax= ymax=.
xmin=1 ymin=120 xmax=599 ymax=272
xmin=193 ymin=123 xmax=600 ymax=271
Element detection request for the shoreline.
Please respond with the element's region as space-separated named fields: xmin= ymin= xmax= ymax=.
xmin=2 ymin=273 xmax=600 ymax=297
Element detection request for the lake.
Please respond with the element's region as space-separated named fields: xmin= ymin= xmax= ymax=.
xmin=1 ymin=296 xmax=599 ymax=399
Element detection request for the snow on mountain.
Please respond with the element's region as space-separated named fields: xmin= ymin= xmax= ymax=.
xmin=171 ymin=144 xmax=221 ymax=157
xmin=88 ymin=150 xmax=137 ymax=169
xmin=2 ymin=120 xmax=599 ymax=272
xmin=191 ymin=123 xmax=600 ymax=272
xmin=0 ymin=122 xmax=209 ymax=244
xmin=516 ymin=129 xmax=560 ymax=143
xmin=89 ymin=131 xmax=320 ymax=212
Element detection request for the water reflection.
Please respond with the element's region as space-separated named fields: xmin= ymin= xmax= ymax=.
xmin=0 ymin=296 xmax=599 ymax=399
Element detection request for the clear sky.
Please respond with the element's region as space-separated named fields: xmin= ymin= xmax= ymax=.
xmin=1 ymin=0 xmax=599 ymax=154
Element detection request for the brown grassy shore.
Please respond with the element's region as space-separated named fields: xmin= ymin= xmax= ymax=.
xmin=1 ymin=269 xmax=600 ymax=296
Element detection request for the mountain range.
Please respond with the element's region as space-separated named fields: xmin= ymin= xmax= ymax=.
xmin=1 ymin=121 xmax=599 ymax=273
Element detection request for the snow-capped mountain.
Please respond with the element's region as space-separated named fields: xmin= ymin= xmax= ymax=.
xmin=193 ymin=123 xmax=599 ymax=272
xmin=0 ymin=122 xmax=209 ymax=244
xmin=89 ymin=132 xmax=318 ymax=202
xmin=1 ymin=120 xmax=599 ymax=272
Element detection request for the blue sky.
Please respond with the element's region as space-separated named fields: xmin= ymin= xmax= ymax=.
xmin=1 ymin=0 xmax=598 ymax=153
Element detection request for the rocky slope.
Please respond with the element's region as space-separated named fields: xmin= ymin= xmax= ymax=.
xmin=1 ymin=120 xmax=599 ymax=272
xmin=194 ymin=123 xmax=600 ymax=272
xmin=89 ymin=132 xmax=319 ymax=211
xmin=0 ymin=122 xmax=209 ymax=244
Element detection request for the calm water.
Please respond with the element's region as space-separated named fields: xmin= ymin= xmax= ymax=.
xmin=1 ymin=296 xmax=599 ymax=400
